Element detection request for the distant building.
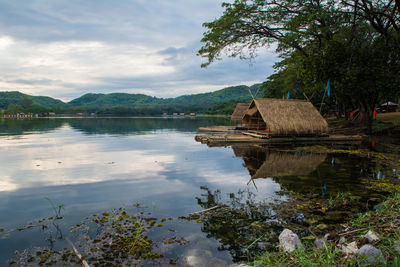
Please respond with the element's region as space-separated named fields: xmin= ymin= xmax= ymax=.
xmin=190 ymin=113 xmax=196 ymax=116
xmin=172 ymin=113 xmax=178 ymax=116
xmin=380 ymin=102 xmax=398 ymax=113
xmin=179 ymin=113 xmax=185 ymax=116
xmin=162 ymin=112 xmax=168 ymax=116
xmin=3 ymin=113 xmax=37 ymax=119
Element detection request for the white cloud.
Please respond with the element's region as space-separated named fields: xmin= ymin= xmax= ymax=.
xmin=0 ymin=0 xmax=278 ymax=101
xmin=0 ymin=36 xmax=176 ymax=99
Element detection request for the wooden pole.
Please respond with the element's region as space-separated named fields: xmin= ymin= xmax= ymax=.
xmin=248 ymin=88 xmax=254 ymax=99
xmin=303 ymin=92 xmax=310 ymax=101
xmin=189 ymin=205 xmax=223 ymax=215
xmin=67 ymin=238 xmax=90 ymax=267
xmin=319 ymin=89 xmax=326 ymax=113
xmin=253 ymin=87 xmax=261 ymax=98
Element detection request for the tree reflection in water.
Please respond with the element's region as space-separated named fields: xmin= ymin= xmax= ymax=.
xmin=188 ymin=144 xmax=387 ymax=262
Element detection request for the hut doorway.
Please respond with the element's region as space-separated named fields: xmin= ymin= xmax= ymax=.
xmin=244 ymin=108 xmax=266 ymax=130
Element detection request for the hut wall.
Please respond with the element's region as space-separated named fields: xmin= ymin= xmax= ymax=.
xmin=243 ymin=112 xmax=266 ymax=130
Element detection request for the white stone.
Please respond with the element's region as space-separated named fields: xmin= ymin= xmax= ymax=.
xmin=279 ymin=229 xmax=302 ymax=253
xmin=362 ymin=230 xmax=379 ymax=243
xmin=314 ymin=238 xmax=326 ymax=249
xmin=338 ymin=236 xmax=346 ymax=244
xmin=342 ymin=241 xmax=358 ymax=255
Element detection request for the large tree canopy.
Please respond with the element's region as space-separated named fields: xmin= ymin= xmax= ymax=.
xmin=199 ymin=0 xmax=400 ymax=131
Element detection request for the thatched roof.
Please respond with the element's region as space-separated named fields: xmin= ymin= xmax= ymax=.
xmin=231 ymin=145 xmax=326 ymax=179
xmin=243 ymin=98 xmax=328 ymax=136
xmin=231 ymin=103 xmax=249 ymax=121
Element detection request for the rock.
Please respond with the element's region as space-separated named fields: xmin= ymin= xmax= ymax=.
xmin=393 ymin=240 xmax=400 ymax=254
xmin=314 ymin=238 xmax=326 ymax=249
xmin=323 ymin=233 xmax=330 ymax=241
xmin=317 ymin=223 xmax=328 ymax=230
xmin=302 ymin=235 xmax=316 ymax=240
xmin=338 ymin=236 xmax=346 ymax=245
xmin=342 ymin=241 xmax=358 ymax=255
xmin=373 ymin=203 xmax=384 ymax=211
xmin=394 ymin=219 xmax=400 ymax=226
xmin=305 ymin=218 xmax=318 ymax=225
xmin=357 ymin=244 xmax=383 ymax=264
xmin=279 ymin=229 xmax=302 ymax=253
xmin=362 ymin=230 xmax=379 ymax=243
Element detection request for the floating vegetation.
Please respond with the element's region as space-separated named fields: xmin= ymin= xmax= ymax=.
xmin=290 ymin=145 xmax=400 ymax=170
xmin=8 ymin=204 xmax=185 ymax=266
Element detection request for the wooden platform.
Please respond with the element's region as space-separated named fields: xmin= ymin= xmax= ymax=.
xmin=195 ymin=133 xmax=364 ymax=145
xmin=198 ymin=126 xmax=239 ymax=133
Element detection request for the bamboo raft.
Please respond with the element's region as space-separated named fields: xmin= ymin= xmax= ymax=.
xmin=195 ymin=133 xmax=364 ymax=145
xmin=198 ymin=126 xmax=242 ymax=133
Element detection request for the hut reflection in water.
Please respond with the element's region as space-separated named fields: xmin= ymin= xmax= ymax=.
xmin=231 ymin=145 xmax=327 ymax=182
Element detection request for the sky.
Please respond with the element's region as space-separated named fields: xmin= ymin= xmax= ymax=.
xmin=0 ymin=0 xmax=278 ymax=101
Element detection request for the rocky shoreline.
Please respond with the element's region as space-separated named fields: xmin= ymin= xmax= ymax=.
xmin=248 ymin=193 xmax=400 ymax=266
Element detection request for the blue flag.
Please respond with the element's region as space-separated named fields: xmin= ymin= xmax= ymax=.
xmin=326 ymin=80 xmax=330 ymax=97
xmin=282 ymin=94 xmax=285 ymax=100
xmin=287 ymin=91 xmax=290 ymax=99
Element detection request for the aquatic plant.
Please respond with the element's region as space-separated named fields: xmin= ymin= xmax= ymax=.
xmin=8 ymin=204 xmax=184 ymax=266
xmin=44 ymin=197 xmax=65 ymax=219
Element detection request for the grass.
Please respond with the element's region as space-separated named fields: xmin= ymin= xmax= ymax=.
xmin=249 ymin=193 xmax=400 ymax=266
xmin=372 ymin=117 xmax=400 ymax=133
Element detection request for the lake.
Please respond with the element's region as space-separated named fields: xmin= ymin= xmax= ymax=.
xmin=0 ymin=117 xmax=398 ymax=266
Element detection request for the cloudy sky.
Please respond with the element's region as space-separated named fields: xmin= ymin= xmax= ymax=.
xmin=0 ymin=0 xmax=277 ymax=101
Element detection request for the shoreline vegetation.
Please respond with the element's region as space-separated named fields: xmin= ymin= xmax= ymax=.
xmin=250 ymin=193 xmax=400 ymax=267
xmin=245 ymin=118 xmax=400 ymax=266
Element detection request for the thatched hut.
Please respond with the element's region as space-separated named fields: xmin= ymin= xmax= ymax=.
xmin=242 ymin=98 xmax=328 ymax=136
xmin=231 ymin=103 xmax=249 ymax=122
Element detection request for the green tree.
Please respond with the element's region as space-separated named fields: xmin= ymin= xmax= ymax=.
xmin=6 ymin=103 xmax=21 ymax=113
xmin=20 ymin=97 xmax=33 ymax=109
xmin=198 ymin=0 xmax=400 ymax=132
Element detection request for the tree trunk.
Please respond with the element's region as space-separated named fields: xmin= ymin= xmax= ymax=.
xmin=398 ymin=97 xmax=400 ymax=111
xmin=358 ymin=102 xmax=374 ymax=134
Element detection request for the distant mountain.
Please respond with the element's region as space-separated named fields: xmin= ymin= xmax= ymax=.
xmin=68 ymin=84 xmax=262 ymax=107
xmin=68 ymin=93 xmax=156 ymax=106
xmin=0 ymin=84 xmax=263 ymax=114
xmin=164 ymin=84 xmax=262 ymax=105
xmin=0 ymin=91 xmax=66 ymax=109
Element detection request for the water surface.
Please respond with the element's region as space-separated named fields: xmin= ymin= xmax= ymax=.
xmin=0 ymin=117 xmax=397 ymax=265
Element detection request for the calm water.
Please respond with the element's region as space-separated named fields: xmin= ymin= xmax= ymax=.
xmin=0 ymin=117 xmax=397 ymax=266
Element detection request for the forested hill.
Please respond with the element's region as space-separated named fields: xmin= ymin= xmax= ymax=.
xmin=68 ymin=93 xmax=156 ymax=106
xmin=68 ymin=84 xmax=261 ymax=107
xmin=164 ymin=84 xmax=261 ymax=105
xmin=0 ymin=91 xmax=67 ymax=109
xmin=0 ymin=84 xmax=262 ymax=115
